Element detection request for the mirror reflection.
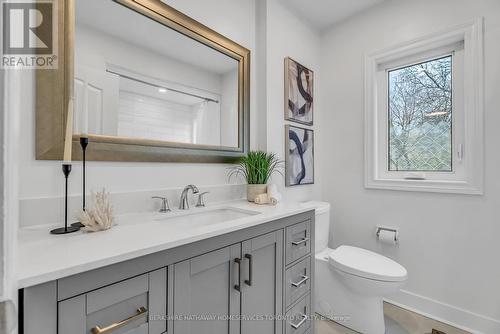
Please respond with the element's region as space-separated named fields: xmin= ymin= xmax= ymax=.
xmin=74 ymin=0 xmax=240 ymax=147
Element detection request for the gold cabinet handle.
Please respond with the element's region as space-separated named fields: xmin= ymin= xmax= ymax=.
xmin=90 ymin=307 xmax=148 ymax=334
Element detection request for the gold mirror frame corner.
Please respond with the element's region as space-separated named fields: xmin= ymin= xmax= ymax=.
xmin=36 ymin=0 xmax=250 ymax=163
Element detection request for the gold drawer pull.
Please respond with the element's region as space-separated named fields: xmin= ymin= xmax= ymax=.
xmin=90 ymin=307 xmax=148 ymax=334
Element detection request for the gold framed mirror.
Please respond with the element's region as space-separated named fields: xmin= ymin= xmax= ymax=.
xmin=36 ymin=0 xmax=250 ymax=163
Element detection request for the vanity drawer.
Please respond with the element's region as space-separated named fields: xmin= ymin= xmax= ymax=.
xmin=285 ymin=220 xmax=312 ymax=265
xmin=285 ymin=293 xmax=311 ymax=334
xmin=58 ymin=268 xmax=167 ymax=334
xmin=285 ymin=256 xmax=311 ymax=308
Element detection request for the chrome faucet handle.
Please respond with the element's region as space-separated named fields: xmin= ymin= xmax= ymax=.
xmin=152 ymin=196 xmax=171 ymax=213
xmin=196 ymin=192 xmax=210 ymax=207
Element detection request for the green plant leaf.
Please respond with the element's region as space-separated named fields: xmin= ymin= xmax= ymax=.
xmin=227 ymin=151 xmax=284 ymax=184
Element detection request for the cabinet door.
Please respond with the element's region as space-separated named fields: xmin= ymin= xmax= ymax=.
xmin=173 ymin=244 xmax=241 ymax=334
xmin=241 ymin=231 xmax=283 ymax=334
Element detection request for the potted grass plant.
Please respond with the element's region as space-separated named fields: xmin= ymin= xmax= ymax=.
xmin=228 ymin=151 xmax=283 ymax=202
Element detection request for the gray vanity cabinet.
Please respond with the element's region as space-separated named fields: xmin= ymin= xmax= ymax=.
xmin=173 ymin=244 xmax=241 ymax=334
xmin=20 ymin=211 xmax=315 ymax=334
xmin=241 ymin=231 xmax=283 ymax=334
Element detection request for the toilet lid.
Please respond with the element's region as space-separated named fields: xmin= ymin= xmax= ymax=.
xmin=328 ymin=246 xmax=407 ymax=282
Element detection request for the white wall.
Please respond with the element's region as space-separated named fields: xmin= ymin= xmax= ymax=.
xmin=320 ymin=0 xmax=500 ymax=332
xmin=264 ymin=0 xmax=323 ymax=201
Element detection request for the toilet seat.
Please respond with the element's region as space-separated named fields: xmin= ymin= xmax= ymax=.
xmin=328 ymin=246 xmax=407 ymax=282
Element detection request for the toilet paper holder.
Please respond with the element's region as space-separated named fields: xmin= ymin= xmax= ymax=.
xmin=376 ymin=226 xmax=399 ymax=242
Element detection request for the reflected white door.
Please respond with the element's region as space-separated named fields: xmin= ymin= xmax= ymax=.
xmin=74 ymin=66 xmax=119 ymax=135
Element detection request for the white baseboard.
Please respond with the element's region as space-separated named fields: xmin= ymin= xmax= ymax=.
xmin=385 ymin=289 xmax=500 ymax=334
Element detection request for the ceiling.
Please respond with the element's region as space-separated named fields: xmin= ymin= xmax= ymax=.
xmin=283 ymin=0 xmax=387 ymax=32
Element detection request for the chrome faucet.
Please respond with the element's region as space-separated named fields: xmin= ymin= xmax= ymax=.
xmin=179 ymin=185 xmax=199 ymax=210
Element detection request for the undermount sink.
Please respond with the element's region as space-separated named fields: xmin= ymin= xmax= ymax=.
xmin=154 ymin=207 xmax=260 ymax=227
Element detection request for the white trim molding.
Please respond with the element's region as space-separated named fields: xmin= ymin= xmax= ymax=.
xmin=364 ymin=18 xmax=484 ymax=194
xmin=387 ymin=289 xmax=500 ymax=334
xmin=1 ymin=66 xmax=23 ymax=332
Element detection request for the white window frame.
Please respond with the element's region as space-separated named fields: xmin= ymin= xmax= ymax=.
xmin=364 ymin=18 xmax=484 ymax=194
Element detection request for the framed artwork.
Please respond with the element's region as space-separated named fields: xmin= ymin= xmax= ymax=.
xmin=285 ymin=125 xmax=314 ymax=186
xmin=284 ymin=57 xmax=314 ymax=125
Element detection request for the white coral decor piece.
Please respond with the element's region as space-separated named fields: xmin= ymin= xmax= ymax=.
xmin=79 ymin=189 xmax=115 ymax=232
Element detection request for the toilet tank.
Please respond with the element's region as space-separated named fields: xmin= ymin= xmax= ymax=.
xmin=301 ymin=201 xmax=331 ymax=253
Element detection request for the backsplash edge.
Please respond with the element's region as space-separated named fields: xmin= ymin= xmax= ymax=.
xmin=19 ymin=184 xmax=246 ymax=228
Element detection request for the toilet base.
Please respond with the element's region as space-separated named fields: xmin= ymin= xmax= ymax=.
xmin=315 ymin=251 xmax=388 ymax=334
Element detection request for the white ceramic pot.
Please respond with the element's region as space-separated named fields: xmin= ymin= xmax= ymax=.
xmin=247 ymin=184 xmax=267 ymax=202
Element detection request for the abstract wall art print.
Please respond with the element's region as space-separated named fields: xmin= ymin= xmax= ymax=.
xmin=285 ymin=125 xmax=314 ymax=186
xmin=284 ymin=57 xmax=314 ymax=125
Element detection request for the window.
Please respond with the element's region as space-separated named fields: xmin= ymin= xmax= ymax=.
xmin=388 ymin=56 xmax=453 ymax=172
xmin=364 ymin=19 xmax=484 ymax=194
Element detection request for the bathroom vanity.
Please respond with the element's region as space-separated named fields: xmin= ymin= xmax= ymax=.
xmin=18 ymin=203 xmax=315 ymax=334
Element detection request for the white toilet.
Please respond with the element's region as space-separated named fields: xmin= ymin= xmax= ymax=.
xmin=303 ymin=201 xmax=408 ymax=334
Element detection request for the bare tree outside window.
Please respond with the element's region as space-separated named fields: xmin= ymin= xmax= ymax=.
xmin=388 ymin=56 xmax=452 ymax=171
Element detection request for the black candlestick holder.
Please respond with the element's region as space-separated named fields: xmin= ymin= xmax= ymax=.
xmin=50 ymin=164 xmax=80 ymax=235
xmin=72 ymin=137 xmax=89 ymax=229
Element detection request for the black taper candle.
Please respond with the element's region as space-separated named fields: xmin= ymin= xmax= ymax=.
xmin=50 ymin=164 xmax=80 ymax=234
xmin=80 ymin=137 xmax=89 ymax=211
xmin=72 ymin=137 xmax=89 ymax=229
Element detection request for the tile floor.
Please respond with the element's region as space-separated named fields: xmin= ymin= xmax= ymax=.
xmin=315 ymin=302 xmax=471 ymax=334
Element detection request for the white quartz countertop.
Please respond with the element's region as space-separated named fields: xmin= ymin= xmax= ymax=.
xmin=17 ymin=200 xmax=313 ymax=289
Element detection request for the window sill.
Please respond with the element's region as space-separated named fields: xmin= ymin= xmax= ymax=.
xmin=365 ymin=178 xmax=483 ymax=195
